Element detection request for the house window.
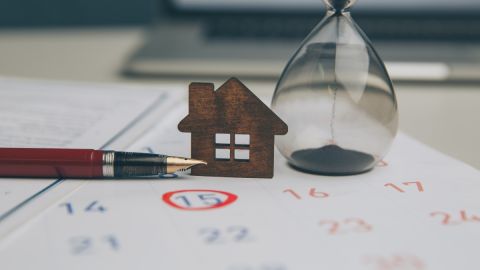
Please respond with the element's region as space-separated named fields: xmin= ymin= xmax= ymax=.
xmin=235 ymin=134 xmax=250 ymax=145
xmin=215 ymin=133 xmax=230 ymax=145
xmin=215 ymin=133 xmax=250 ymax=161
xmin=234 ymin=149 xmax=249 ymax=161
xmin=215 ymin=149 xmax=230 ymax=160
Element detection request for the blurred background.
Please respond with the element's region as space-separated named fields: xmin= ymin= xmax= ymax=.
xmin=0 ymin=0 xmax=155 ymax=26
xmin=0 ymin=0 xmax=479 ymax=168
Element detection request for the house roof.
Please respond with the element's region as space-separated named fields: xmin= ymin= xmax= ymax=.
xmin=178 ymin=77 xmax=288 ymax=135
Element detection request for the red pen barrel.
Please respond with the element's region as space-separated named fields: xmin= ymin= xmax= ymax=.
xmin=0 ymin=148 xmax=104 ymax=178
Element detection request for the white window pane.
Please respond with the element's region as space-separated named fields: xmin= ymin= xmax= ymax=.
xmin=235 ymin=134 xmax=250 ymax=145
xmin=215 ymin=148 xmax=230 ymax=160
xmin=234 ymin=149 xmax=250 ymax=160
xmin=215 ymin=133 xmax=230 ymax=144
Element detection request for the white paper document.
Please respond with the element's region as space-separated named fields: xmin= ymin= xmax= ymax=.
xmin=0 ymin=77 xmax=184 ymax=232
xmin=0 ymin=79 xmax=479 ymax=270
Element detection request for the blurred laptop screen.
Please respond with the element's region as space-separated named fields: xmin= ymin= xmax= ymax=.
xmin=173 ymin=0 xmax=480 ymax=12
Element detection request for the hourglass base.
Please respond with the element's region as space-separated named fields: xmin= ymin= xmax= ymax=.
xmin=289 ymin=144 xmax=375 ymax=176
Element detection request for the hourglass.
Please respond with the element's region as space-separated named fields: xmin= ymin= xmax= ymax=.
xmin=271 ymin=0 xmax=398 ymax=175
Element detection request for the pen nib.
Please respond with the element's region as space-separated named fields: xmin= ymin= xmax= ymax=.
xmin=166 ymin=157 xmax=207 ymax=174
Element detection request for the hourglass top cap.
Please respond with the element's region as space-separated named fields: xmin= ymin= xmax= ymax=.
xmin=324 ymin=0 xmax=356 ymax=11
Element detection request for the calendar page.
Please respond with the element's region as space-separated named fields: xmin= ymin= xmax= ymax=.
xmin=0 ymin=93 xmax=479 ymax=270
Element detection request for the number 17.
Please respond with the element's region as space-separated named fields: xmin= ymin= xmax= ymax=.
xmin=384 ymin=181 xmax=424 ymax=193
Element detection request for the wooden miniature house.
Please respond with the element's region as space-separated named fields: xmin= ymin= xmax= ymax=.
xmin=178 ymin=77 xmax=288 ymax=178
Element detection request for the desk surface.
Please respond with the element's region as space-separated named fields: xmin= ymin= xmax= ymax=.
xmin=0 ymin=27 xmax=478 ymax=169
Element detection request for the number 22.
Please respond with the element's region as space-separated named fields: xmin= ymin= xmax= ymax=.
xmin=199 ymin=226 xmax=251 ymax=244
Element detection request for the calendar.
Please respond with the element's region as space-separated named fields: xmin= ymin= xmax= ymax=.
xmin=0 ymin=78 xmax=479 ymax=270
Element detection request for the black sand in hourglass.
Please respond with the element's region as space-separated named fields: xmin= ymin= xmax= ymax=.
xmin=290 ymin=145 xmax=374 ymax=175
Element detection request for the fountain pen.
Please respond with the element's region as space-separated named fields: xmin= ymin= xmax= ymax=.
xmin=0 ymin=148 xmax=206 ymax=178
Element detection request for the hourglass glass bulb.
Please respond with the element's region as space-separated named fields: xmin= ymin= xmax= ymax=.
xmin=271 ymin=0 xmax=398 ymax=175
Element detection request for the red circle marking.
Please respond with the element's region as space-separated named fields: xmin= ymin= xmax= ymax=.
xmin=162 ymin=189 xmax=238 ymax=211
